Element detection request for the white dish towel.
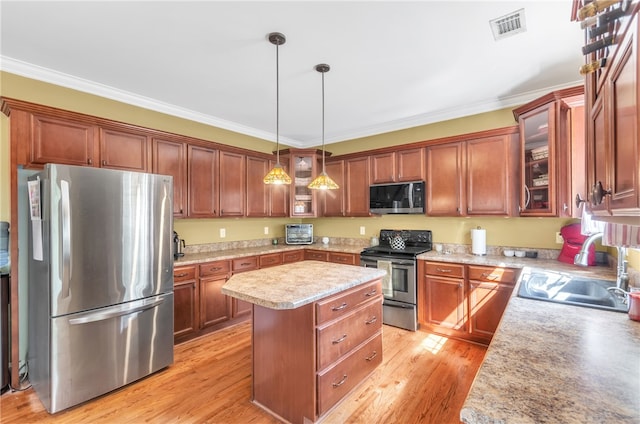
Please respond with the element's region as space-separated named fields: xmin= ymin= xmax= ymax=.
xmin=377 ymin=260 xmax=393 ymax=297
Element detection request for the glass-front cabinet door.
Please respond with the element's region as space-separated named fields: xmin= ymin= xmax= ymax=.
xmin=518 ymin=103 xmax=556 ymax=216
xmin=282 ymin=149 xmax=319 ymax=217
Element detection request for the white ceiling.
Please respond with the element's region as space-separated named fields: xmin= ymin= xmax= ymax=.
xmin=0 ymin=1 xmax=585 ymax=148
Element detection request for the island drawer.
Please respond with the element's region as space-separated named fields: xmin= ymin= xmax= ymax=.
xmin=199 ymin=260 xmax=230 ymax=277
xmin=317 ymin=332 xmax=383 ymax=416
xmin=173 ymin=266 xmax=196 ymax=283
xmin=232 ymin=256 xmax=258 ymax=273
xmin=467 ymin=265 xmax=518 ymax=284
xmin=317 ymin=298 xmax=382 ymax=370
xmin=316 ymin=280 xmax=381 ymax=325
xmin=425 ymin=261 xmax=465 ymax=279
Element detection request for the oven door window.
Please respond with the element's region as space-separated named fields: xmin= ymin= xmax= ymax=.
xmin=390 ymin=264 xmax=416 ymax=304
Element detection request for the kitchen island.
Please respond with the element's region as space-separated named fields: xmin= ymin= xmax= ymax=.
xmin=222 ymin=260 xmax=386 ymax=424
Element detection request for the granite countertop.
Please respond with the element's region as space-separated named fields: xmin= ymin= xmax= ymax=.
xmin=460 ymin=296 xmax=640 ymax=423
xmin=221 ymin=260 xmax=386 ymax=309
xmin=174 ymin=243 xmax=364 ymax=266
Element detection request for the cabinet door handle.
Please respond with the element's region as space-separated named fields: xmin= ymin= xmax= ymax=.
xmin=365 ymin=351 xmax=378 ymax=362
xmin=436 ymin=268 xmax=452 ymax=273
xmin=591 ymin=181 xmax=612 ymax=205
xmin=331 ymin=302 xmax=348 ymax=311
xmin=365 ymin=316 xmax=377 ymax=325
xmin=87 ymin=158 xmax=93 ymax=165
xmin=175 ymin=273 xmax=189 ymax=278
xmin=524 ymin=185 xmax=531 ymax=208
xmin=364 ymin=289 xmax=377 ymax=297
xmin=332 ymin=334 xmax=348 ymax=344
xmin=332 ymin=374 xmax=348 ymax=388
xmin=102 ymin=160 xmax=107 ymax=166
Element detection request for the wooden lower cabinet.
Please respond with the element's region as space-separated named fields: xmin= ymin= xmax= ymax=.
xmin=252 ymin=279 xmax=383 ymax=423
xmin=418 ymin=260 xmax=518 ymax=344
xmin=173 ymin=266 xmax=198 ymax=341
xmin=199 ymin=260 xmax=232 ymax=328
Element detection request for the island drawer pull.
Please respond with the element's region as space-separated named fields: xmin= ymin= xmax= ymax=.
xmin=436 ymin=268 xmax=452 ymax=273
xmin=332 ymin=334 xmax=348 ymax=344
xmin=365 ymin=351 xmax=378 ymax=361
xmin=332 ymin=374 xmax=348 ymax=388
xmin=331 ymin=302 xmax=348 ymax=311
xmin=365 ymin=316 xmax=377 ymax=325
xmin=364 ymin=289 xmax=377 ymax=297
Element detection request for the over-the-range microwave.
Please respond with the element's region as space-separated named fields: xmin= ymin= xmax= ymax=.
xmin=369 ymin=181 xmax=425 ymax=214
xmin=285 ymin=224 xmax=313 ymax=245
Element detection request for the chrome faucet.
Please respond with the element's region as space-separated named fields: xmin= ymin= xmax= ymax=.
xmin=574 ymin=232 xmax=602 ymax=266
xmin=575 ymin=232 xmax=630 ymax=292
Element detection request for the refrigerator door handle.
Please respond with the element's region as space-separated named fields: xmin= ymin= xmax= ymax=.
xmin=68 ymin=296 xmax=166 ymax=325
xmin=61 ymin=179 xmax=72 ymax=298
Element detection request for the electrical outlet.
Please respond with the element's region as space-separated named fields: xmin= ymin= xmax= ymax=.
xmin=220 ymin=228 xmax=226 ymax=238
xmin=359 ymin=226 xmax=366 ymax=235
xmin=264 ymin=226 xmax=269 ymax=235
xmin=555 ymin=232 xmax=563 ymax=244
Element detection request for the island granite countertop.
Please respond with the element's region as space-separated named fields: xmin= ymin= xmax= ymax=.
xmin=221 ymin=260 xmax=386 ymax=310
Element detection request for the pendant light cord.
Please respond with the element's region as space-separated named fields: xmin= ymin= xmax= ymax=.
xmin=321 ymin=69 xmax=325 ymax=171
xmin=275 ymin=39 xmax=281 ymax=164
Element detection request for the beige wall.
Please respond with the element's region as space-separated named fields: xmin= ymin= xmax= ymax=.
xmin=2 ymin=71 xmax=638 ymax=267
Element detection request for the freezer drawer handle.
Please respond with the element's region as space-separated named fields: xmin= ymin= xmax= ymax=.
xmin=68 ymin=297 xmax=165 ymax=325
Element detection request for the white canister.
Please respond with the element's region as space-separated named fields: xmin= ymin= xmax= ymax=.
xmin=471 ymin=227 xmax=487 ymax=256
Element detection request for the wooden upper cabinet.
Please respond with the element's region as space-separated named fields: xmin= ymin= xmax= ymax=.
xmin=246 ymin=156 xmax=289 ymax=217
xmin=153 ymin=138 xmax=187 ymax=218
xmin=584 ymin=4 xmax=639 ymax=222
xmin=219 ymin=150 xmax=246 ymax=217
xmin=606 ymin=14 xmax=639 ymax=215
xmin=513 ymin=86 xmax=584 ymax=218
xmin=370 ymin=148 xmax=424 ymax=184
xmin=466 ymin=134 xmax=517 ymax=216
xmin=345 ymin=156 xmax=371 ymax=216
xmin=188 ymin=144 xmax=219 ymax=217
xmin=246 ymin=155 xmax=270 ymax=217
xmin=99 ymin=128 xmax=150 ymax=172
xmin=29 ymin=113 xmax=96 ymax=167
xmin=425 ymin=129 xmax=518 ymax=217
xmin=426 ymin=142 xmax=465 ymax=216
xmin=322 ymin=160 xmax=346 ymax=217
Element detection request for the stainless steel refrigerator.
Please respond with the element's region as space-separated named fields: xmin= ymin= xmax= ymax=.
xmin=26 ymin=164 xmax=174 ymax=413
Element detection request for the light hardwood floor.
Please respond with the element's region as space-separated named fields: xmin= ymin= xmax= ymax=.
xmin=0 ymin=321 xmax=486 ymax=423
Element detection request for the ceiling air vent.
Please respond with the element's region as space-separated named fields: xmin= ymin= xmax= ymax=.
xmin=490 ymin=8 xmax=526 ymax=41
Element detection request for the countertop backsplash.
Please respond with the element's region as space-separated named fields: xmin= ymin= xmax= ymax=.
xmin=180 ymin=237 xmax=638 ymax=287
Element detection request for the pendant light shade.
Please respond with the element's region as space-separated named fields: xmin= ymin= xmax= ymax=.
xmin=308 ymin=63 xmax=339 ymax=190
xmin=264 ymin=32 xmax=292 ymax=185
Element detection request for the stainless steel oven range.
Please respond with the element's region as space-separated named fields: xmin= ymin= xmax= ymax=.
xmin=360 ymin=229 xmax=432 ymax=331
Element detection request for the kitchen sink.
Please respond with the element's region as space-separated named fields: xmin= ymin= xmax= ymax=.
xmin=517 ymin=269 xmax=628 ymax=312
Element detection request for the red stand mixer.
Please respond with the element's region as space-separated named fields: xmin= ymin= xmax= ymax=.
xmin=557 ymin=223 xmax=596 ymax=265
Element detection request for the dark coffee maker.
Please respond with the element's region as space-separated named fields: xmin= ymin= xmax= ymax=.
xmin=173 ymin=231 xmax=185 ymax=259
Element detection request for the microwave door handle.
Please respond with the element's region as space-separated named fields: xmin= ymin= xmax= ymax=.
xmin=409 ymin=182 xmax=414 ymax=208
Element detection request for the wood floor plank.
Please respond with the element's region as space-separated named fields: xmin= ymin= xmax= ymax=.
xmin=0 ymin=322 xmax=485 ymax=423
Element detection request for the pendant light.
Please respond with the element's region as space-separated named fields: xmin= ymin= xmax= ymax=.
xmin=308 ymin=63 xmax=339 ymax=190
xmin=263 ymin=32 xmax=292 ymax=185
